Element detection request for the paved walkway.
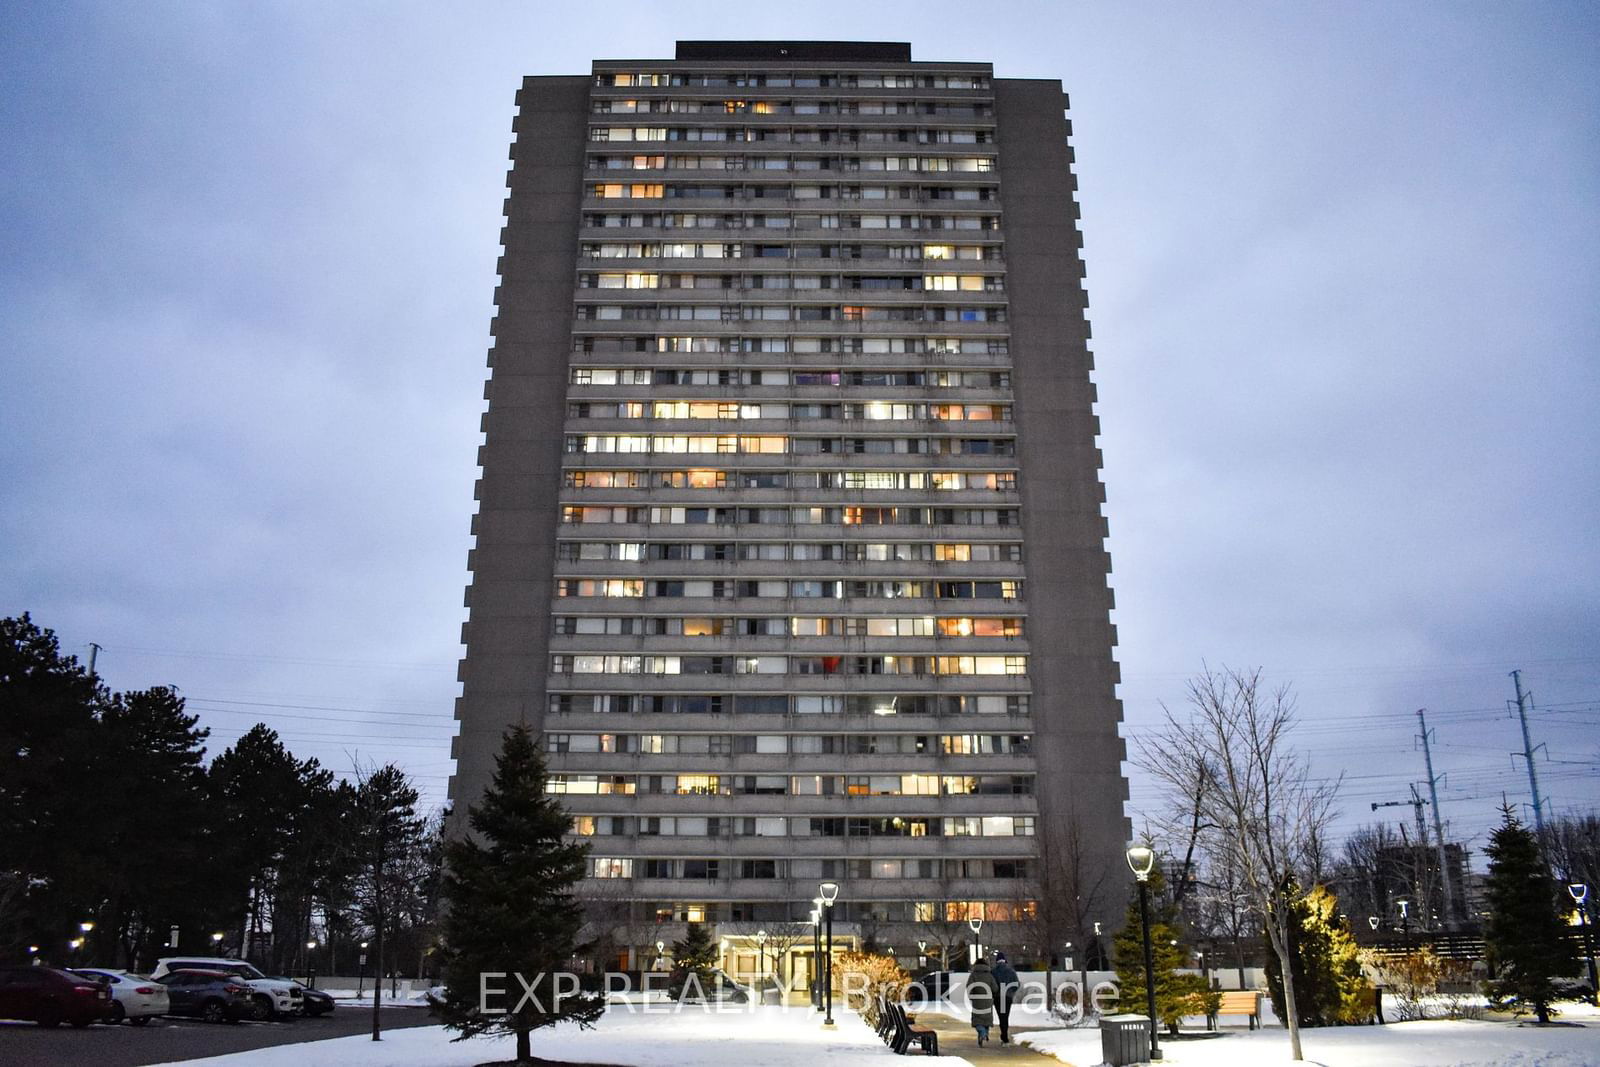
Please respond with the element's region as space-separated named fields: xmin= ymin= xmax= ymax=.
xmin=915 ymin=1013 xmax=1062 ymax=1064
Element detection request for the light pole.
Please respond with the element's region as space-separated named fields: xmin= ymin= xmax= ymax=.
xmin=211 ymin=931 xmax=225 ymax=952
xmin=756 ymin=929 xmax=768 ymax=980
xmin=306 ymin=940 xmax=318 ymax=988
xmin=28 ymin=945 xmax=39 ymax=966
xmin=969 ymin=916 xmax=983 ymax=963
xmin=656 ymin=939 xmax=666 ymax=972
xmin=1368 ymin=915 xmax=1379 ymax=933
xmin=1569 ymin=884 xmax=1598 ymax=1007
xmin=79 ymin=921 xmax=94 ymax=961
xmin=358 ymin=941 xmax=369 ymax=995
xmin=811 ymin=901 xmax=823 ymax=1011
xmin=1397 ymin=900 xmax=1411 ymax=951
xmin=819 ymin=881 xmax=839 ymax=1027
xmin=1126 ymin=844 xmax=1161 ymax=1062
xmin=918 ymin=939 xmax=928 ymax=969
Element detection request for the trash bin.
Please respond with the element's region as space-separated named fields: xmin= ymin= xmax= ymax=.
xmin=1100 ymin=1013 xmax=1153 ymax=1066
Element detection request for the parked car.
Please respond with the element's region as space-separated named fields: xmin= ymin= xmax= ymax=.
xmin=0 ymin=966 xmax=114 ymax=1028
xmin=677 ymin=968 xmax=749 ymax=1003
xmin=265 ymin=977 xmax=335 ymax=1016
xmin=907 ymin=969 xmax=954 ymax=1002
xmin=155 ymin=969 xmax=251 ymax=1023
xmin=70 ymin=968 xmax=170 ymax=1024
xmin=151 ymin=957 xmax=302 ymax=1020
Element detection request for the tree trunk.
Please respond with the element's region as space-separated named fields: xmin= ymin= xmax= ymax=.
xmin=516 ymin=1024 xmax=531 ymax=1062
xmin=1274 ymin=932 xmax=1303 ymax=1061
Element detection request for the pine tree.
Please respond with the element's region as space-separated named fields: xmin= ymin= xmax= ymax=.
xmin=1483 ymin=807 xmax=1574 ymax=1023
xmin=1265 ymin=885 xmax=1370 ymax=1026
xmin=432 ymin=726 xmax=603 ymax=1062
xmin=1113 ymin=867 xmax=1216 ymax=1032
xmin=668 ymin=922 xmax=720 ymax=1001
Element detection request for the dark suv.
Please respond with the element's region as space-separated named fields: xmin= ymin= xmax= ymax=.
xmin=0 ymin=966 xmax=113 ymax=1027
xmin=156 ymin=969 xmax=252 ymax=1023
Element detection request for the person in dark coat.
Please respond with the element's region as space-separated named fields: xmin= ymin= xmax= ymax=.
xmin=992 ymin=951 xmax=1020 ymax=1044
xmin=967 ymin=958 xmax=999 ymax=1046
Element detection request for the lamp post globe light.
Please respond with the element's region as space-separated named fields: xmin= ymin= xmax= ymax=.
xmin=1368 ymin=915 xmax=1380 ymax=932
xmin=1570 ymin=883 xmax=1598 ymax=1006
xmin=756 ymin=929 xmax=768 ymax=978
xmin=1125 ymin=843 xmax=1161 ymax=1061
xmin=969 ymin=916 xmax=984 ymax=962
xmin=358 ymin=941 xmax=369 ymax=996
xmin=819 ymin=882 xmax=839 ymax=1027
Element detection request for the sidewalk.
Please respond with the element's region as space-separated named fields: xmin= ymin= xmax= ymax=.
xmin=916 ymin=1013 xmax=1060 ymax=1065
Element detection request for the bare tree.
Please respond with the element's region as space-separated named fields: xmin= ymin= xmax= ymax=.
xmin=915 ymin=903 xmax=971 ymax=972
xmin=1135 ymin=736 xmax=1214 ymax=916
xmin=1143 ymin=667 xmax=1339 ymax=1062
xmin=1542 ymin=813 xmax=1600 ymax=892
xmin=1190 ymin=847 xmax=1261 ymax=989
xmin=720 ymin=920 xmax=810 ymax=987
xmin=1033 ymin=804 xmax=1114 ymax=1017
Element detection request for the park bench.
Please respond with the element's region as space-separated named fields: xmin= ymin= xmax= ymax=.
xmin=889 ymin=1001 xmax=939 ymax=1056
xmin=1207 ymin=990 xmax=1263 ymax=1030
xmin=873 ymin=995 xmax=894 ymax=1042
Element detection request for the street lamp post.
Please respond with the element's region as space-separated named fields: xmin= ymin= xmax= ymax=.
xmin=1397 ymin=900 xmax=1411 ymax=951
xmin=918 ymin=939 xmax=928 ymax=969
xmin=306 ymin=940 xmax=318 ymax=989
xmin=79 ymin=921 xmax=94 ymax=961
xmin=810 ymin=906 xmax=822 ymax=1010
xmin=1126 ymin=844 xmax=1161 ymax=1062
xmin=1569 ymin=884 xmax=1598 ymax=1007
xmin=819 ymin=881 xmax=839 ymax=1027
xmin=756 ymin=929 xmax=768 ymax=979
xmin=969 ymin=916 xmax=983 ymax=963
xmin=358 ymin=941 xmax=369 ymax=996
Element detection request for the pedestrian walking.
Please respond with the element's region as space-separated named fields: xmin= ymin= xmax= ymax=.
xmin=992 ymin=951 xmax=1020 ymax=1044
xmin=968 ymin=957 xmax=999 ymax=1046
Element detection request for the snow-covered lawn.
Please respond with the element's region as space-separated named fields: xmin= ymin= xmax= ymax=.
xmin=149 ymin=1003 xmax=977 ymax=1066
xmin=1022 ymin=1016 xmax=1600 ymax=1067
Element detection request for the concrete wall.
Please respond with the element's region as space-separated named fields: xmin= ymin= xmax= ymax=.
xmin=449 ymin=76 xmax=589 ymax=826
xmin=994 ymin=79 xmax=1131 ymax=912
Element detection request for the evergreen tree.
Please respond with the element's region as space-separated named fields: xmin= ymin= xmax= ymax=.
xmin=1483 ymin=807 xmax=1574 ymax=1023
xmin=95 ymin=686 xmax=220 ymax=966
xmin=432 ymin=726 xmax=602 ymax=1062
xmin=209 ymin=724 xmax=319 ymax=958
xmin=1264 ymin=885 xmax=1370 ymax=1026
xmin=669 ymin=922 xmax=720 ymax=1001
xmin=0 ymin=614 xmax=105 ymax=957
xmin=1113 ymin=866 xmax=1217 ymax=1032
xmin=354 ymin=763 xmax=426 ymax=1039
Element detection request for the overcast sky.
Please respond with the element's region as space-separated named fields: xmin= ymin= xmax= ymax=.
xmin=3 ymin=2 xmax=1596 ymax=866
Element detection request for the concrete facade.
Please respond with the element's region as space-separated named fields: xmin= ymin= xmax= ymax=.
xmin=450 ymin=42 xmax=1128 ymax=973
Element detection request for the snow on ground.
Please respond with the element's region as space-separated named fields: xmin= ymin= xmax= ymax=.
xmin=148 ymin=1003 xmax=978 ymax=1066
xmin=322 ymin=987 xmax=437 ymax=1006
xmin=1021 ymin=1017 xmax=1600 ymax=1067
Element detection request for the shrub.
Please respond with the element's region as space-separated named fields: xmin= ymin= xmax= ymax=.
xmin=836 ymin=951 xmax=910 ymax=1012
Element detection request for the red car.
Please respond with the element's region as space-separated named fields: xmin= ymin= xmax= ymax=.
xmin=0 ymin=966 xmax=114 ymax=1027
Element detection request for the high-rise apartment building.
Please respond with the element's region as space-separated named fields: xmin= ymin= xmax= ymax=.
xmin=451 ymin=41 xmax=1128 ymax=980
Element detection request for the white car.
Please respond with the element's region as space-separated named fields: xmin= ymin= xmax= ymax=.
xmin=151 ymin=957 xmax=302 ymax=1020
xmin=71 ymin=968 xmax=170 ymax=1025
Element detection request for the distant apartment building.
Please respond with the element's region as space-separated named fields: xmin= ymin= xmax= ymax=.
xmin=450 ymin=40 xmax=1129 ymax=982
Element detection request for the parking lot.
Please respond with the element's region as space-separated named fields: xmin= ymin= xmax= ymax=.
xmin=0 ymin=1005 xmax=438 ymax=1066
